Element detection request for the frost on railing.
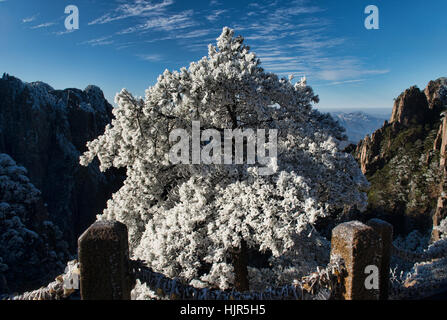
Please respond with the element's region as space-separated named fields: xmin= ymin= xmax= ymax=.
xmin=2 ymin=260 xmax=80 ymax=301
xmin=130 ymin=257 xmax=346 ymax=301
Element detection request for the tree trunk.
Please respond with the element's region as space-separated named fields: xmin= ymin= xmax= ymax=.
xmin=232 ymin=239 xmax=249 ymax=292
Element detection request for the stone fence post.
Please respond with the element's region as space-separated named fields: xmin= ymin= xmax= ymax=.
xmin=330 ymin=219 xmax=392 ymax=300
xmin=367 ymin=218 xmax=393 ymax=300
xmin=78 ymin=220 xmax=133 ymax=300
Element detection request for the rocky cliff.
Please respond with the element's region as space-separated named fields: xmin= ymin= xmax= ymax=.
xmin=0 ymin=74 xmax=124 ymax=250
xmin=355 ymin=78 xmax=447 ymax=235
xmin=432 ymin=108 xmax=447 ymax=240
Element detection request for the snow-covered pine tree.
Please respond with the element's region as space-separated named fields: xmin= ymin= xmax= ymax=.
xmin=0 ymin=154 xmax=69 ymax=294
xmin=80 ymin=27 xmax=369 ymax=292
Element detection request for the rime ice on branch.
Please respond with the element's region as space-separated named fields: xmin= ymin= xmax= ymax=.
xmin=80 ymin=27 xmax=369 ymax=291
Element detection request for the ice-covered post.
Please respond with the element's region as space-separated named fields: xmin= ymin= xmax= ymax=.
xmin=367 ymin=218 xmax=393 ymax=300
xmin=330 ymin=221 xmax=382 ymax=300
xmin=78 ymin=220 xmax=132 ymax=300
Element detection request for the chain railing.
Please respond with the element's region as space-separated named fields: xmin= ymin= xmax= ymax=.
xmin=2 ymin=260 xmax=80 ymax=301
xmin=130 ymin=257 xmax=346 ymax=300
xmin=73 ymin=219 xmax=393 ymax=300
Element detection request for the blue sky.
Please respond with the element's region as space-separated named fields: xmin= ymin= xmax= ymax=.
xmin=0 ymin=0 xmax=446 ymax=112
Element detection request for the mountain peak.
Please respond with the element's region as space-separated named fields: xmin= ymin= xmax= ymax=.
xmin=425 ymin=77 xmax=447 ymax=111
xmin=390 ymin=86 xmax=430 ymax=126
xmin=389 ymin=79 xmax=447 ymax=127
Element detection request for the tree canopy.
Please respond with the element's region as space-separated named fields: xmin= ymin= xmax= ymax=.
xmin=80 ymin=27 xmax=369 ymax=291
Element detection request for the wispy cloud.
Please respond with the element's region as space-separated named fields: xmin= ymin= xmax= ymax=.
xmin=31 ymin=22 xmax=56 ymax=29
xmin=22 ymin=14 xmax=39 ymax=24
xmin=219 ymin=1 xmax=387 ymax=83
xmin=210 ymin=0 xmax=221 ymax=6
xmin=54 ymin=29 xmax=76 ymax=36
xmin=80 ymin=36 xmax=114 ymax=47
xmin=74 ymin=0 xmax=387 ymax=85
xmin=137 ymin=54 xmax=163 ymax=62
xmin=317 ymin=68 xmax=389 ymax=81
xmin=89 ymin=0 xmax=174 ymax=25
xmin=326 ymin=79 xmax=366 ymax=86
xmin=86 ymin=0 xmax=199 ymax=51
xmin=117 ymin=10 xmax=195 ymax=34
xmin=143 ymin=29 xmax=216 ymax=43
xmin=206 ymin=9 xmax=227 ymax=22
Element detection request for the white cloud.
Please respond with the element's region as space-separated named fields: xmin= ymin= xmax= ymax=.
xmin=22 ymin=14 xmax=39 ymax=23
xmin=206 ymin=9 xmax=227 ymax=22
xmin=88 ymin=0 xmax=174 ymax=25
xmin=75 ymin=0 xmax=388 ymax=85
xmin=31 ymin=22 xmax=56 ymax=29
xmin=137 ymin=54 xmax=163 ymax=62
xmin=210 ymin=0 xmax=221 ymax=6
xmin=225 ymin=1 xmax=389 ymax=84
xmin=326 ymin=79 xmax=366 ymax=86
xmin=80 ymin=36 xmax=115 ymax=47
xmin=54 ymin=29 xmax=77 ymax=36
xmin=316 ymin=57 xmax=390 ymax=81
xmin=116 ymin=10 xmax=195 ymax=34
xmin=144 ymin=29 xmax=216 ymax=43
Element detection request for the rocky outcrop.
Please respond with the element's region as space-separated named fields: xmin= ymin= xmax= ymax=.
xmin=356 ymin=120 xmax=397 ymax=174
xmin=0 ymin=74 xmax=124 ymax=250
xmin=428 ymin=78 xmax=447 ymax=239
xmin=432 ymin=113 xmax=447 ymax=241
xmin=425 ymin=78 xmax=447 ymax=110
xmin=355 ymin=78 xmax=447 ymax=235
xmin=390 ymin=86 xmax=432 ymax=126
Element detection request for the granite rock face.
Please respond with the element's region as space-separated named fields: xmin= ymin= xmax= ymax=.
xmin=0 ymin=74 xmax=124 ymax=250
xmin=354 ymin=78 xmax=447 ymax=235
xmin=390 ymin=86 xmax=433 ymax=126
xmin=425 ymin=78 xmax=447 ymax=110
xmin=432 ymin=114 xmax=447 ymax=241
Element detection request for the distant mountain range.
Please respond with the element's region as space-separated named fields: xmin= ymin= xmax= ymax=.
xmin=328 ymin=110 xmax=390 ymax=144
